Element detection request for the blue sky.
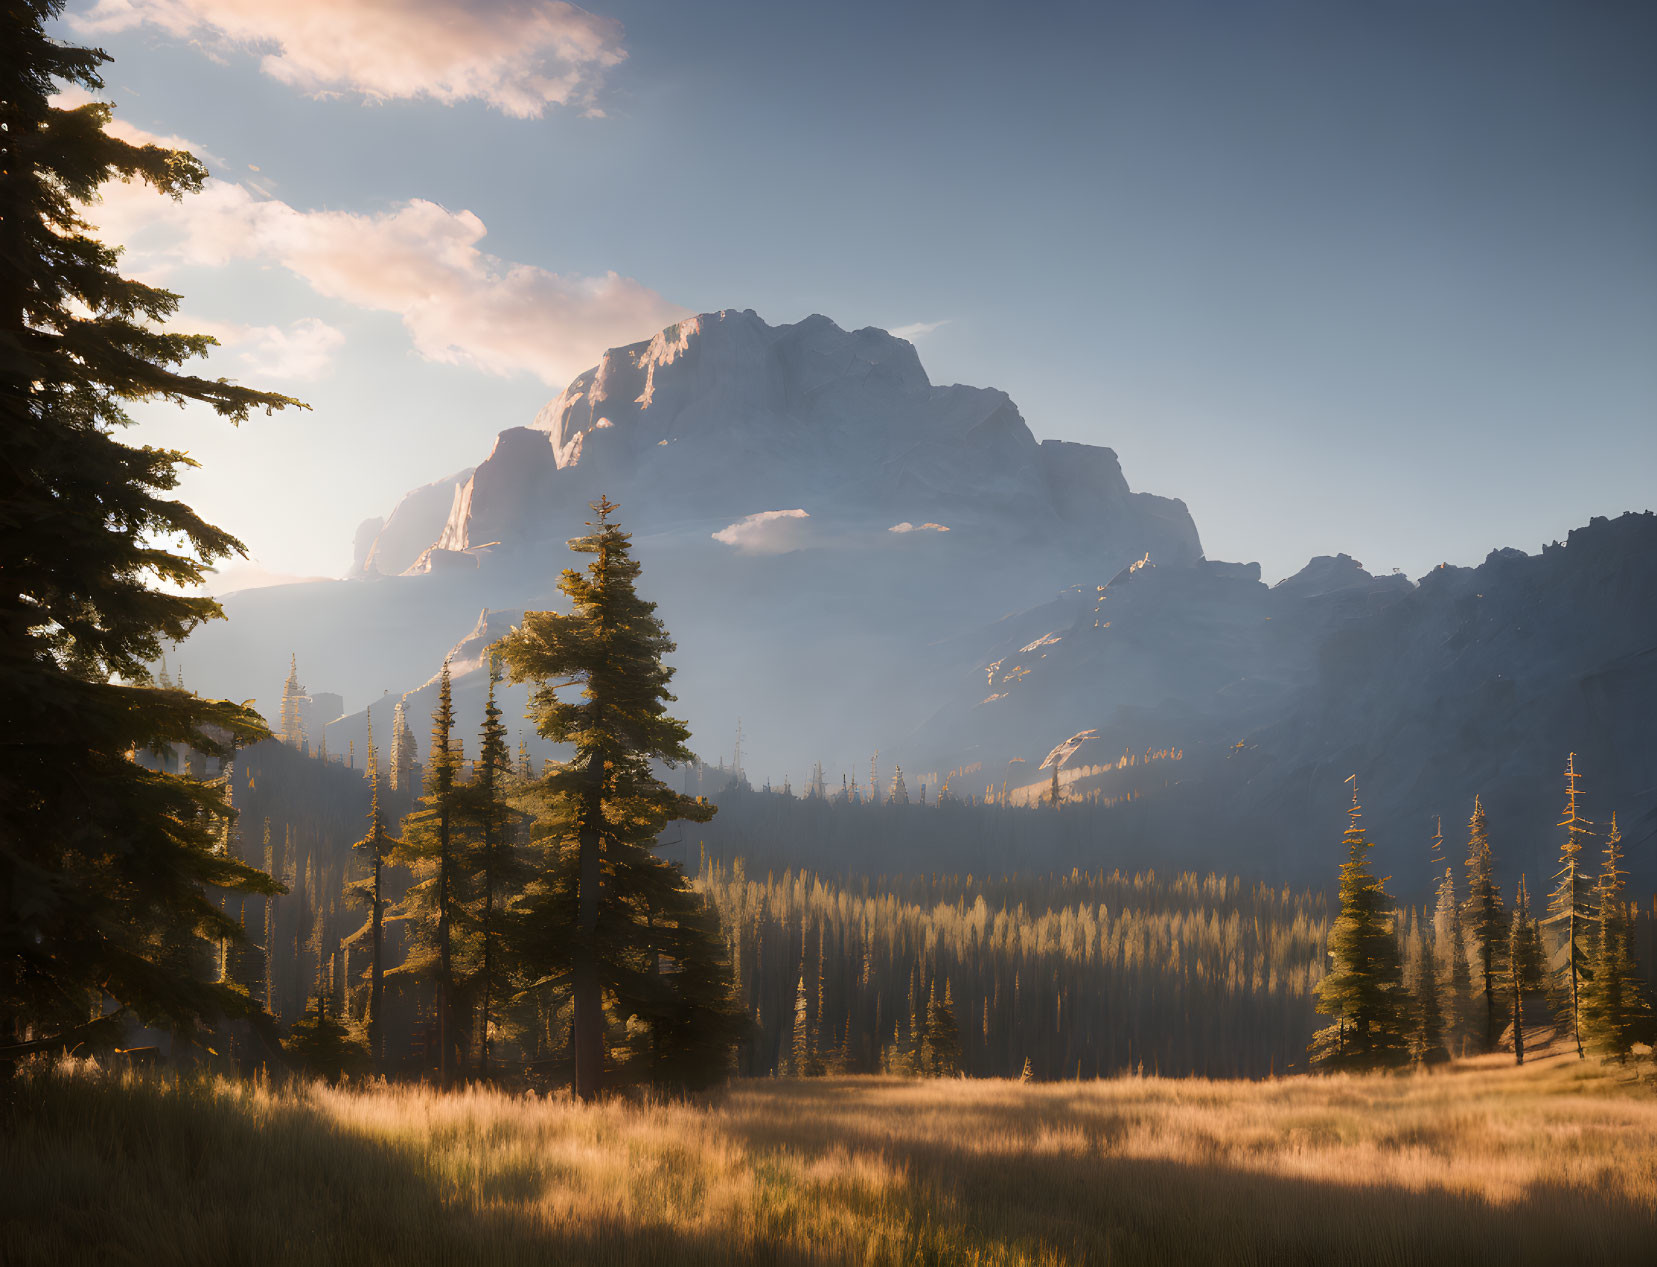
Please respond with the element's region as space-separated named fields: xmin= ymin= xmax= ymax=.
xmin=57 ymin=0 xmax=1657 ymax=585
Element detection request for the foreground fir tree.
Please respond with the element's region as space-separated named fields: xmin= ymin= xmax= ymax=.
xmin=1460 ymin=797 xmax=1506 ymax=1052
xmin=394 ymin=664 xmax=468 ymax=1085
xmin=1310 ymin=785 xmax=1409 ymax=1070
xmin=497 ymin=497 xmax=738 ymax=1098
xmin=1544 ymin=753 xmax=1597 ymax=1058
xmin=1506 ymin=875 xmax=1548 ymax=1064
xmin=0 ymin=0 xmax=302 ymax=1074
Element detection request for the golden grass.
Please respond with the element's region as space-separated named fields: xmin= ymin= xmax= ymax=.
xmin=5 ymin=1050 xmax=1655 ymax=1265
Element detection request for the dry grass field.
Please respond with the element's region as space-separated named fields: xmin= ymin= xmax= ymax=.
xmin=4 ymin=1049 xmax=1655 ymax=1266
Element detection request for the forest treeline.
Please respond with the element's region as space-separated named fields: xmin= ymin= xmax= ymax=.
xmin=207 ymin=737 xmax=1327 ymax=1081
xmin=705 ymin=861 xmax=1326 ymax=1079
xmin=1312 ymin=765 xmax=1657 ymax=1072
xmin=212 ymin=724 xmax=1657 ymax=1085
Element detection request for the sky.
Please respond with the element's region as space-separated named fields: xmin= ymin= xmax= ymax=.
xmin=52 ymin=0 xmax=1657 ymax=586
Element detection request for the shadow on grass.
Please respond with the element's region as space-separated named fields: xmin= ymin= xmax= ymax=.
xmin=713 ymin=1077 xmax=1657 ymax=1266
xmin=0 ymin=1071 xmax=810 ymax=1267
xmin=7 ymin=1071 xmax=1653 ymax=1266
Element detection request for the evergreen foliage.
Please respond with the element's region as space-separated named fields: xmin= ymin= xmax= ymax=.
xmin=345 ymin=717 xmax=398 ymax=1065
xmin=1310 ymin=786 xmax=1408 ymax=1071
xmin=1544 ymin=754 xmax=1597 ymax=1058
xmin=457 ymin=657 xmax=530 ymax=1081
xmin=1581 ymin=817 xmax=1654 ymax=1062
xmin=926 ymin=981 xmax=963 ymax=1076
xmin=1460 ymin=797 xmax=1506 ymax=1052
xmin=496 ymin=497 xmax=733 ymax=1097
xmin=1404 ymin=914 xmax=1448 ymax=1065
xmin=706 ymin=861 xmax=1327 ymax=1079
xmin=393 ymin=663 xmax=466 ymax=1085
xmin=0 ymin=0 xmax=302 ymax=1072
xmin=1506 ymin=875 xmax=1548 ymax=1065
xmin=1433 ymin=867 xmax=1475 ymax=1056
xmin=283 ymin=992 xmax=366 ymax=1084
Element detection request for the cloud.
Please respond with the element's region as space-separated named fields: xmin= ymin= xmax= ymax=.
xmin=889 ymin=521 xmax=950 ymax=533
xmin=889 ymin=319 xmax=949 ymax=341
xmin=82 ymin=175 xmax=687 ymax=387
xmin=712 ymin=509 xmax=812 ymax=554
xmin=191 ymin=316 xmax=346 ymax=380
xmin=70 ymin=0 xmax=626 ymax=118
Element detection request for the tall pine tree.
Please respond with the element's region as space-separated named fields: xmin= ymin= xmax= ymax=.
xmin=497 ymin=497 xmax=735 ymax=1098
xmin=1433 ymin=866 xmax=1475 ymax=1056
xmin=394 ymin=664 xmax=468 ymax=1084
xmin=1405 ymin=913 xmax=1448 ymax=1065
xmin=1310 ymin=783 xmax=1408 ymax=1070
xmin=459 ymin=656 xmax=528 ymax=1081
xmin=1 ymin=2 xmax=301 ymax=1073
xmin=1460 ymin=797 xmax=1506 ymax=1052
xmin=1581 ymin=816 xmax=1652 ymax=1062
xmin=1544 ymin=753 xmax=1597 ymax=1058
xmin=345 ymin=715 xmax=398 ymax=1065
xmin=1506 ymin=875 xmax=1547 ymax=1064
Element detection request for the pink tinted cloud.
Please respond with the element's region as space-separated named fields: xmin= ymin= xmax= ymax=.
xmin=71 ymin=0 xmax=626 ymax=118
xmin=83 ymin=176 xmax=687 ymax=387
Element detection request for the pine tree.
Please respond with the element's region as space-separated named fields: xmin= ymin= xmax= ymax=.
xmin=0 ymin=3 xmax=302 ymax=1074
xmin=1544 ymin=753 xmax=1597 ymax=1058
xmin=927 ymin=980 xmax=962 ymax=1075
xmin=279 ymin=655 xmax=306 ymax=749
xmin=1581 ymin=816 xmax=1652 ymax=1062
xmin=1310 ymin=784 xmax=1409 ymax=1070
xmin=345 ymin=715 xmax=398 ymax=1065
xmin=1405 ymin=915 xmax=1448 ymax=1065
xmin=394 ymin=663 xmax=467 ymax=1084
xmin=1048 ymin=761 xmax=1062 ymax=808
xmin=497 ymin=497 xmax=733 ymax=1098
xmin=389 ymin=699 xmax=416 ymax=792
xmin=1506 ymin=875 xmax=1547 ymax=1064
xmin=284 ymin=991 xmax=366 ymax=1084
xmin=891 ymin=765 xmax=909 ymax=806
xmin=1460 ymin=797 xmax=1506 ymax=1052
xmin=459 ymin=657 xmax=529 ymax=1081
xmin=1433 ymin=866 xmax=1475 ymax=1056
xmin=789 ymin=972 xmax=809 ymax=1075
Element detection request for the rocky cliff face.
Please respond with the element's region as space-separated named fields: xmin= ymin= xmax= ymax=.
xmin=908 ymin=512 xmax=1657 ymax=890
xmin=417 ymin=309 xmax=1201 ymax=567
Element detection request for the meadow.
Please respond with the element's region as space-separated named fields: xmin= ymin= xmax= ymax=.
xmin=5 ymin=1050 xmax=1654 ymax=1266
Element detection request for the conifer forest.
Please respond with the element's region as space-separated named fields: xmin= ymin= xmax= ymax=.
xmin=5 ymin=1 xmax=1657 ymax=1263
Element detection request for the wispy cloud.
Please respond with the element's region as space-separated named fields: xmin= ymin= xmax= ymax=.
xmin=70 ymin=0 xmax=626 ymax=118
xmin=82 ymin=169 xmax=686 ymax=387
xmin=189 ymin=316 xmax=346 ymax=380
xmin=889 ymin=521 xmax=950 ymax=533
xmin=889 ymin=319 xmax=950 ymax=341
xmin=712 ymin=509 xmax=812 ymax=554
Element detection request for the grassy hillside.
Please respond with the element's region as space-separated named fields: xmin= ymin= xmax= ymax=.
xmin=5 ymin=1053 xmax=1654 ymax=1266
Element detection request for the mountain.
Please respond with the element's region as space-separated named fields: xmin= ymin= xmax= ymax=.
xmin=181 ymin=310 xmax=1201 ymax=784
xmin=901 ymin=511 xmax=1657 ymax=891
xmin=177 ymin=309 xmax=1655 ymax=891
